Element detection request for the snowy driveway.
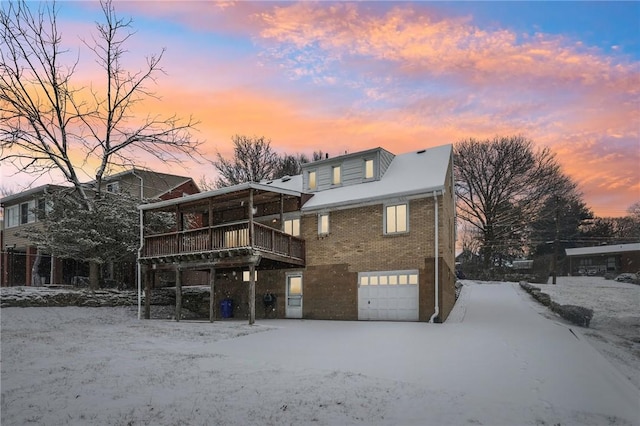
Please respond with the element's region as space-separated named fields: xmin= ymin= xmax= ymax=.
xmin=211 ymin=282 xmax=640 ymax=424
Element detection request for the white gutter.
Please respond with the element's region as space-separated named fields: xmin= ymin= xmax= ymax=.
xmin=132 ymin=170 xmax=144 ymax=320
xmin=429 ymin=191 xmax=440 ymax=323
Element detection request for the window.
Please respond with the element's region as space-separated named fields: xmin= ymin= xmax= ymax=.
xmin=243 ymin=270 xmax=258 ymax=282
xmin=5 ymin=205 xmax=19 ymax=228
xmin=318 ymin=213 xmax=329 ymax=235
xmin=308 ymin=171 xmax=317 ymax=190
xmin=385 ymin=203 xmax=408 ymax=234
xmin=106 ymin=182 xmax=120 ymax=193
xmin=358 ymin=270 xmax=419 ymax=286
xmin=284 ymin=218 xmax=300 ymax=237
xmin=6 ymin=201 xmax=36 ymax=228
xmin=332 ymin=166 xmax=341 ymax=185
xmin=364 ymin=159 xmax=374 ymax=179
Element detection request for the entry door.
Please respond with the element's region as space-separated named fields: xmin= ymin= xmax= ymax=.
xmin=286 ymin=274 xmax=303 ymax=318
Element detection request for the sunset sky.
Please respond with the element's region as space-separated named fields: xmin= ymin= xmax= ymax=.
xmin=1 ymin=1 xmax=639 ymax=218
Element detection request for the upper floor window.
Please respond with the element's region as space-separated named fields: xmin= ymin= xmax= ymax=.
xmin=364 ymin=159 xmax=374 ymax=179
xmin=308 ymin=171 xmax=317 ymax=190
xmin=385 ymin=203 xmax=408 ymax=234
xmin=332 ymin=165 xmax=341 ymax=185
xmin=106 ymin=182 xmax=120 ymax=193
xmin=284 ymin=218 xmax=300 ymax=237
xmin=5 ymin=200 xmax=36 ymax=228
xmin=318 ymin=213 xmax=330 ymax=235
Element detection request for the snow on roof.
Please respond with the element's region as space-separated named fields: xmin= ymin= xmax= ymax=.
xmin=300 ymin=144 xmax=452 ymax=212
xmin=565 ymin=243 xmax=640 ymax=257
xmin=0 ymin=184 xmax=69 ymax=205
xmin=138 ymin=181 xmax=303 ymax=211
xmin=262 ymin=175 xmax=303 ymax=192
xmin=140 ymin=144 xmax=452 ymax=211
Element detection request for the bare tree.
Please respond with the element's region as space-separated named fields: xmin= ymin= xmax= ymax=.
xmin=1 ymin=0 xmax=201 ymax=287
xmin=213 ymin=135 xmax=281 ymax=187
xmin=454 ymin=136 xmax=568 ymax=269
xmin=1 ymin=0 xmax=200 ymax=203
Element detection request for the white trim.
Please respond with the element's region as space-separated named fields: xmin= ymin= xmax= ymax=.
xmin=384 ymin=202 xmax=409 ymax=235
xmin=318 ymin=213 xmax=330 ymax=235
xmin=285 ymin=272 xmax=303 ymax=319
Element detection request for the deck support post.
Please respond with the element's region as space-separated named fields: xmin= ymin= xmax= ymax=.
xmin=144 ymin=266 xmax=153 ymax=319
xmin=248 ymin=262 xmax=256 ymax=325
xmin=209 ymin=267 xmax=215 ymax=322
xmin=175 ymin=267 xmax=182 ymax=322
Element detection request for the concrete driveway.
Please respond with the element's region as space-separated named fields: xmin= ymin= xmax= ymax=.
xmin=211 ymin=282 xmax=640 ymax=424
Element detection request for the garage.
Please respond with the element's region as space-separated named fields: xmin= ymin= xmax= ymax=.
xmin=357 ymin=270 xmax=419 ymax=321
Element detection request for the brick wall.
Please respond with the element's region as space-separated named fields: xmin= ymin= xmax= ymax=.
xmin=300 ymin=193 xmax=457 ymax=322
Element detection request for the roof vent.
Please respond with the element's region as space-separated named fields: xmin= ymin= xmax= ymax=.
xmin=266 ymin=180 xmax=274 ymax=184
xmin=417 ymin=149 xmax=426 ymax=154
xmin=281 ymin=175 xmax=291 ymax=182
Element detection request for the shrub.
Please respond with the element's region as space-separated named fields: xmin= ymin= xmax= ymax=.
xmin=550 ymin=303 xmax=593 ymax=327
xmin=531 ymin=291 xmax=551 ymax=306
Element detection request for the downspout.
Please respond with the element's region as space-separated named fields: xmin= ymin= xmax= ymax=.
xmin=132 ymin=170 xmax=144 ymax=320
xmin=429 ymin=190 xmax=440 ymax=323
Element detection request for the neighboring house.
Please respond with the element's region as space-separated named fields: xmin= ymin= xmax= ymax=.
xmin=99 ymin=168 xmax=199 ymax=201
xmin=138 ymin=145 xmax=457 ymax=323
xmin=0 ymin=170 xmax=199 ymax=287
xmin=1 ymin=185 xmax=68 ymax=287
xmin=565 ymin=243 xmax=640 ymax=276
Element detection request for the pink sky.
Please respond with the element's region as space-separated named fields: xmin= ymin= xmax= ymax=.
xmin=1 ymin=1 xmax=638 ymax=218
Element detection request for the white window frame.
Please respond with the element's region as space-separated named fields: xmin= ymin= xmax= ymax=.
xmin=284 ymin=218 xmax=300 ymax=237
xmin=364 ymin=159 xmax=374 ymax=180
xmin=308 ymin=170 xmax=317 ymax=190
xmin=384 ymin=203 xmax=409 ymax=234
xmin=332 ymin=165 xmax=341 ymax=185
xmin=5 ymin=205 xmax=19 ymax=228
xmin=318 ymin=213 xmax=330 ymax=235
xmin=358 ymin=270 xmax=419 ymax=287
xmin=7 ymin=201 xmax=37 ymax=228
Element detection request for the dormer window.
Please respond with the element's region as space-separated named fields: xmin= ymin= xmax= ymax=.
xmin=332 ymin=166 xmax=341 ymax=185
xmin=308 ymin=171 xmax=317 ymax=190
xmin=364 ymin=159 xmax=374 ymax=179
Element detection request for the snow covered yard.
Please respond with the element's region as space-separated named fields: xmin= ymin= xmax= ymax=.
xmin=534 ymin=276 xmax=640 ymax=389
xmin=1 ymin=282 xmax=639 ymax=426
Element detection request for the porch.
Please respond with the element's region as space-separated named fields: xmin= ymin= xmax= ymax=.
xmin=138 ymin=183 xmax=308 ymax=324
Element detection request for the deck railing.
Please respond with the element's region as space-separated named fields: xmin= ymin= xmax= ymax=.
xmin=143 ymin=221 xmax=305 ymax=261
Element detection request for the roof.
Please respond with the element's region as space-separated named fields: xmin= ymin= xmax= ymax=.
xmin=565 ymin=243 xmax=640 ymax=257
xmin=138 ymin=182 xmax=303 ymax=211
xmin=304 ymin=145 xmax=451 ymax=211
xmin=0 ymin=184 xmax=69 ymax=206
xmin=139 ymin=144 xmax=453 ymax=212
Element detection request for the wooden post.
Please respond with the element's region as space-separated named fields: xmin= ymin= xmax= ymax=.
xmin=214 ymin=268 xmax=216 ymax=322
xmin=175 ymin=267 xmax=182 ymax=322
xmin=249 ymin=189 xmax=254 ymax=247
xmin=280 ymin=194 xmax=284 ymax=230
xmin=144 ymin=268 xmax=152 ymax=319
xmin=248 ymin=263 xmax=256 ymax=325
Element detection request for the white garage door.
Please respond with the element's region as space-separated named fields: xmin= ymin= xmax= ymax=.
xmin=358 ymin=270 xmax=419 ymax=321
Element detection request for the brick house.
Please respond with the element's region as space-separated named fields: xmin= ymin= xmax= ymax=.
xmin=139 ymin=144 xmax=456 ymax=323
xmin=565 ymin=243 xmax=640 ymax=276
xmin=0 ymin=170 xmax=199 ymax=287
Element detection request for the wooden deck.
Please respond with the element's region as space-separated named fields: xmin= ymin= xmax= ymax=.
xmin=140 ymin=221 xmax=305 ymax=266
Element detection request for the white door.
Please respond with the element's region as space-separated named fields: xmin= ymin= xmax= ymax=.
xmin=286 ymin=274 xmax=303 ymax=318
xmin=358 ymin=271 xmax=419 ymax=321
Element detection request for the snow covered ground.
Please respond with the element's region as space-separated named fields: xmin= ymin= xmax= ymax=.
xmin=536 ymin=276 xmax=640 ymax=390
xmin=1 ymin=280 xmax=639 ymax=425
